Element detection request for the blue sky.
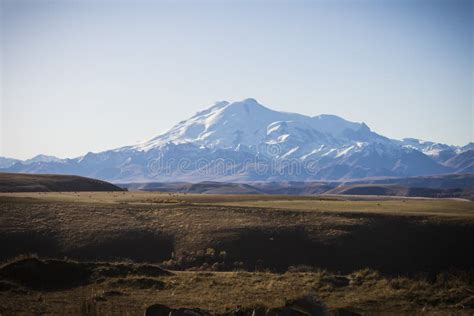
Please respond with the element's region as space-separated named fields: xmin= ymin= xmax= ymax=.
xmin=1 ymin=0 xmax=472 ymax=159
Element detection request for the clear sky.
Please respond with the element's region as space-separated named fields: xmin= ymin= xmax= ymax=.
xmin=1 ymin=0 xmax=472 ymax=160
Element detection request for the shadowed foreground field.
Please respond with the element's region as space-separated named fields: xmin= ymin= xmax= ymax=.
xmin=0 ymin=192 xmax=473 ymax=314
xmin=1 ymin=257 xmax=473 ymax=315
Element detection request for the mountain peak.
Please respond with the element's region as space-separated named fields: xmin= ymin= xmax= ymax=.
xmin=192 ymin=98 xmax=267 ymax=119
xmin=242 ymin=97 xmax=258 ymax=104
xmin=24 ymin=154 xmax=62 ymax=164
xmin=134 ymin=98 xmax=382 ymax=151
xmin=220 ymin=98 xmax=271 ymax=114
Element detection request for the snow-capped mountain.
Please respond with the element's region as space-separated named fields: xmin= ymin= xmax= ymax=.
xmin=23 ymin=154 xmax=64 ymax=165
xmin=134 ymin=98 xmax=374 ymax=151
xmin=1 ymin=98 xmax=472 ymax=182
xmin=0 ymin=157 xmax=20 ymax=169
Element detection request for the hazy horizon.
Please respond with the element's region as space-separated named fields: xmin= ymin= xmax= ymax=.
xmin=1 ymin=0 xmax=473 ymax=160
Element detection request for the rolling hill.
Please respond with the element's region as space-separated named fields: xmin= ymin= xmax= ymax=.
xmin=0 ymin=173 xmax=124 ymax=192
xmin=118 ymin=174 xmax=474 ymax=200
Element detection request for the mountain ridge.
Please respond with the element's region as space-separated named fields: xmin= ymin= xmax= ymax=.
xmin=117 ymin=173 xmax=474 ymax=200
xmin=2 ymin=98 xmax=473 ymax=182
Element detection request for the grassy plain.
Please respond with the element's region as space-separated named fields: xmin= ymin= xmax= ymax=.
xmin=2 ymin=191 xmax=473 ymax=217
xmin=0 ymin=192 xmax=473 ymax=314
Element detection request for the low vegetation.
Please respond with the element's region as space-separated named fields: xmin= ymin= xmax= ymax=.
xmin=0 ymin=192 xmax=473 ymax=314
xmin=0 ymin=257 xmax=473 ymax=315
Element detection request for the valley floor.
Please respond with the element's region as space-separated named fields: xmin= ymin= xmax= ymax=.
xmin=0 ymin=192 xmax=473 ymax=314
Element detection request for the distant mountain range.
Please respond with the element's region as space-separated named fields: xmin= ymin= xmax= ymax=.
xmin=118 ymin=174 xmax=474 ymax=200
xmin=2 ymin=98 xmax=473 ymax=182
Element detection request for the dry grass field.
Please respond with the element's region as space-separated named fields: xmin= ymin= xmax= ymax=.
xmin=1 ymin=257 xmax=473 ymax=315
xmin=0 ymin=192 xmax=473 ymax=314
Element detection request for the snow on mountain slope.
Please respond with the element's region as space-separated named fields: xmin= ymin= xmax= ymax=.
xmin=133 ymin=98 xmax=374 ymax=152
xmin=1 ymin=98 xmax=471 ymax=182
xmin=444 ymin=150 xmax=474 ymax=173
xmin=0 ymin=157 xmax=20 ymax=169
xmin=24 ymin=154 xmax=64 ymax=165
xmin=399 ymin=138 xmax=456 ymax=159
